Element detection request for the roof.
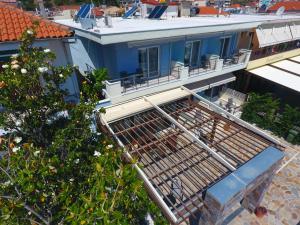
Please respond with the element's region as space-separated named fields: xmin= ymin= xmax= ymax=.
xmin=0 ymin=3 xmax=73 ymax=42
xmin=267 ymin=1 xmax=300 ymax=12
xmin=141 ymin=0 xmax=179 ymax=6
xmin=0 ymin=0 xmax=16 ymax=3
xmin=55 ymin=14 xmax=300 ymax=45
xmin=198 ymin=6 xmax=228 ymax=15
xmin=58 ymin=5 xmax=80 ymax=11
xmin=249 ymin=57 xmax=300 ymax=93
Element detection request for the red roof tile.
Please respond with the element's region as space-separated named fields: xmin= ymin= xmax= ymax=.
xmin=0 ymin=2 xmax=73 ymax=42
xmin=58 ymin=5 xmax=80 ymax=11
xmin=198 ymin=6 xmax=228 ymax=15
xmin=267 ymin=1 xmax=300 ymax=12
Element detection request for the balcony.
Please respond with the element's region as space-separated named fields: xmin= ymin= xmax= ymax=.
xmin=107 ymin=64 xmax=182 ymax=94
xmin=104 ymin=49 xmax=251 ymax=104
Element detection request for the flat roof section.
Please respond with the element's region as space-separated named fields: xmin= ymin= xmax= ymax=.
xmin=249 ymin=64 xmax=300 ymax=93
xmin=56 ymin=14 xmax=300 ymax=44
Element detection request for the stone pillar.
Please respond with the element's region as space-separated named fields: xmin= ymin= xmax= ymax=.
xmin=192 ymin=146 xmax=284 ymax=225
xmin=241 ymin=158 xmax=282 ymax=213
xmin=198 ymin=174 xmax=246 ymax=225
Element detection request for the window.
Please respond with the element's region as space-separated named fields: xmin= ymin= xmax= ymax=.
xmin=138 ymin=47 xmax=159 ymax=77
xmin=184 ymin=40 xmax=201 ymax=67
xmin=0 ymin=50 xmax=18 ymax=67
xmin=219 ymin=37 xmax=231 ymax=58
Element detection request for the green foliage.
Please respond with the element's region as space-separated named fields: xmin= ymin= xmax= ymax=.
xmin=0 ymin=29 xmax=167 ymax=224
xmin=20 ymin=0 xmax=36 ymax=11
xmin=241 ymin=93 xmax=300 ymax=144
xmin=81 ymin=68 xmax=108 ymax=101
xmin=274 ymin=105 xmax=300 ymax=138
xmin=241 ymin=93 xmax=279 ymax=130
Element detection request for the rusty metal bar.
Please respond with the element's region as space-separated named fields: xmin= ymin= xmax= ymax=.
xmin=143 ymin=96 xmax=237 ymax=171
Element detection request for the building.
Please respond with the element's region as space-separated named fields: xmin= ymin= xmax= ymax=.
xmin=236 ymin=18 xmax=300 ymax=107
xmin=0 ymin=0 xmax=17 ymax=6
xmin=266 ymin=1 xmax=300 ymax=13
xmin=141 ymin=0 xmax=179 ymax=18
xmin=55 ymin=8 xmax=300 ymax=225
xmin=0 ymin=3 xmax=80 ymax=102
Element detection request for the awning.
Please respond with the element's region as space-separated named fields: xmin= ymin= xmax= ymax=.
xmin=249 ymin=62 xmax=300 ymax=92
xmin=256 ymin=23 xmax=294 ymax=47
xmin=290 ymin=22 xmax=300 ymax=40
xmin=184 ymin=73 xmax=236 ymax=92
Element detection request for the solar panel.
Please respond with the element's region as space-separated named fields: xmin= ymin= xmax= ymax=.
xmin=77 ymin=4 xmax=89 ymax=18
xmin=148 ymin=5 xmax=161 ymax=19
xmin=148 ymin=5 xmax=168 ymax=19
xmin=123 ymin=5 xmax=138 ymax=18
xmin=153 ymin=5 xmax=168 ymax=19
xmin=77 ymin=4 xmax=92 ymax=18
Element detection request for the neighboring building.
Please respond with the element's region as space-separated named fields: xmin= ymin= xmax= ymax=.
xmin=0 ymin=0 xmax=17 ymax=6
xmin=0 ymin=3 xmax=80 ymax=102
xmin=236 ymin=18 xmax=300 ymax=107
xmin=140 ymin=0 xmax=179 ymax=18
xmin=208 ymin=0 xmax=231 ymax=7
xmin=267 ymin=1 xmax=300 ymax=13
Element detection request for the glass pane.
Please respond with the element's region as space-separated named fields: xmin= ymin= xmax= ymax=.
xmin=220 ymin=38 xmax=230 ymax=58
xmin=148 ymin=47 xmax=159 ymax=77
xmin=138 ymin=49 xmax=148 ymax=74
xmin=191 ymin=41 xmax=200 ymax=67
xmin=184 ymin=42 xmax=192 ymax=66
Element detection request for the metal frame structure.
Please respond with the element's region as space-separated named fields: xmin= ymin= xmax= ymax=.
xmin=99 ymin=88 xmax=282 ymax=224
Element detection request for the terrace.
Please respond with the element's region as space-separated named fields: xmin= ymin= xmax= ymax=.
xmin=104 ymin=49 xmax=251 ymax=104
xmin=98 ymin=87 xmax=284 ymax=224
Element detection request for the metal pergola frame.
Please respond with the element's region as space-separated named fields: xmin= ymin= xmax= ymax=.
xmin=99 ymin=87 xmax=282 ymax=224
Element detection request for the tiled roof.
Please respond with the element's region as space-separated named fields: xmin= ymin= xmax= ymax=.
xmin=267 ymin=1 xmax=300 ymax=12
xmin=58 ymin=5 xmax=80 ymax=11
xmin=198 ymin=6 xmax=228 ymax=15
xmin=0 ymin=3 xmax=73 ymax=42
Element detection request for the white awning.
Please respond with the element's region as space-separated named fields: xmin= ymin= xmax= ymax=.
xmin=249 ymin=65 xmax=300 ymax=92
xmin=290 ymin=22 xmax=300 ymax=39
xmin=256 ymin=23 xmax=293 ymax=47
xmin=272 ymin=60 xmax=300 ymax=75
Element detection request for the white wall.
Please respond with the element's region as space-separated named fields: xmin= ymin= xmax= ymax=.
xmin=0 ymin=39 xmax=80 ymax=103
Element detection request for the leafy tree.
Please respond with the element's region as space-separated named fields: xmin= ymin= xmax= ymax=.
xmin=20 ymin=0 xmax=36 ymax=11
xmin=241 ymin=92 xmax=279 ymax=130
xmin=0 ymin=29 xmax=167 ymax=224
xmin=274 ymin=104 xmax=300 ymax=138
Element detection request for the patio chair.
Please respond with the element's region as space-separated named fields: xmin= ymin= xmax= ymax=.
xmin=135 ymin=68 xmax=146 ymax=85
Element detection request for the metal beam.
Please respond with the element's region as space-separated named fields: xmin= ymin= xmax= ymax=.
xmin=102 ymin=120 xmax=178 ymax=224
xmin=143 ymin=96 xmax=236 ymax=171
xmin=181 ymin=86 xmax=283 ymax=147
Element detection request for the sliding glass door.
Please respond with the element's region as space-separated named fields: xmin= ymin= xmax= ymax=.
xmin=220 ymin=37 xmax=231 ymax=59
xmin=138 ymin=47 xmax=159 ymax=78
xmin=184 ymin=40 xmax=201 ymax=68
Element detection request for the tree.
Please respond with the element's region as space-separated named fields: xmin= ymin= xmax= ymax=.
xmin=20 ymin=0 xmax=36 ymax=11
xmin=0 ymin=29 xmax=167 ymax=224
xmin=241 ymin=93 xmax=279 ymax=130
